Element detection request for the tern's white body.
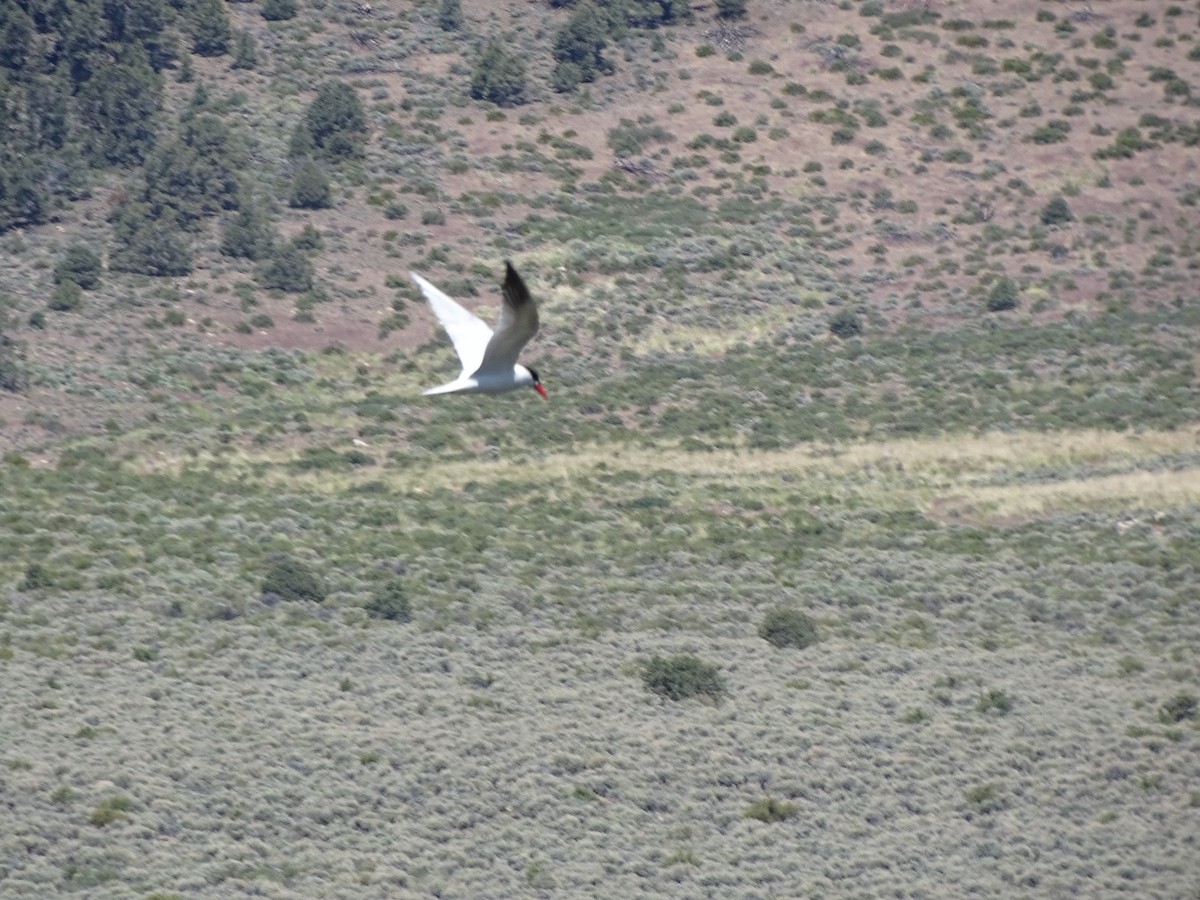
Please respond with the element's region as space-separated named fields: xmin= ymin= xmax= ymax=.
xmin=413 ymin=263 xmax=546 ymax=398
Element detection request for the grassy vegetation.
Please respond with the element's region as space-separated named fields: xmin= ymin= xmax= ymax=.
xmin=0 ymin=0 xmax=1197 ymax=896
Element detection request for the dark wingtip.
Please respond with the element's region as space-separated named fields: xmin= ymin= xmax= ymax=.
xmin=502 ymin=261 xmax=531 ymax=307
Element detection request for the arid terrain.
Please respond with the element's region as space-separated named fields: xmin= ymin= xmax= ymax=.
xmin=1 ymin=0 xmax=1198 ymax=896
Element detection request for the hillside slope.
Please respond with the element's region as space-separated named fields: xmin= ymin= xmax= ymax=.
xmin=1 ymin=1 xmax=1199 ymax=897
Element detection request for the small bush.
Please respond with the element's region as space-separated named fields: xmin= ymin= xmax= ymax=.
xmin=715 ymin=0 xmax=747 ymax=20
xmin=1159 ymin=693 xmax=1197 ymax=724
xmin=641 ymin=655 xmax=725 ymax=701
xmin=89 ymin=795 xmax=133 ymax=827
xmin=18 ymin=563 xmax=53 ymax=591
xmin=258 ymin=241 xmax=314 ymax=293
xmin=288 ymin=160 xmax=333 ymax=209
xmin=828 ymin=309 xmax=863 ymax=338
xmin=261 ymin=555 xmax=327 ymax=603
xmin=366 ymin=580 xmax=411 ymax=622
xmin=744 ymin=797 xmax=798 ymax=822
xmin=54 ymin=245 xmax=102 ymax=289
xmin=260 ymin=0 xmax=297 ymax=20
xmin=759 ymin=608 xmax=819 ymax=649
xmin=48 ymin=279 xmax=84 ymax=312
xmin=471 ymin=40 xmax=528 ymax=106
xmin=1029 ymin=120 xmax=1070 ymax=144
xmin=1095 ymin=127 xmax=1152 ymax=160
xmin=1040 ymin=196 xmax=1074 ymax=226
xmin=985 ymin=277 xmax=1019 ymax=312
xmin=976 ymin=688 xmax=1014 ymax=715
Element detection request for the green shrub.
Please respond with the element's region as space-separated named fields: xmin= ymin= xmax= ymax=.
xmin=1159 ymin=693 xmax=1197 ymax=724
xmin=641 ymin=655 xmax=725 ymax=701
xmin=288 ymin=160 xmax=333 ymax=210
xmin=828 ymin=309 xmax=863 ymax=338
xmin=260 ymin=0 xmax=297 ymax=20
xmin=18 ymin=563 xmax=53 ymax=591
xmin=109 ymin=204 xmax=193 ymax=277
xmin=759 ymin=608 xmax=819 ymax=649
xmin=232 ymin=30 xmax=257 ymax=69
xmin=54 ymin=245 xmax=102 ymax=290
xmin=258 ymin=241 xmax=314 ymax=293
xmin=48 ymin=279 xmax=84 ymax=312
xmin=471 ymin=40 xmax=528 ymax=106
xmin=220 ymin=201 xmax=276 ymax=260
xmin=985 ymin=277 xmax=1019 ymax=312
xmin=976 ymin=688 xmax=1014 ymax=715
xmin=261 ymin=555 xmax=327 ymax=603
xmin=366 ymin=580 xmax=411 ymax=622
xmin=1028 ymin=120 xmax=1070 ymax=144
xmin=716 ymin=0 xmax=747 ymax=20
xmin=744 ymin=797 xmax=798 ymax=822
xmin=89 ymin=794 xmax=133 ymax=827
xmin=1040 ymin=196 xmax=1074 ymax=226
xmin=1095 ymin=127 xmax=1152 ymax=160
xmin=292 ymin=82 xmax=368 ymax=161
xmin=0 ymin=334 xmax=28 ymax=392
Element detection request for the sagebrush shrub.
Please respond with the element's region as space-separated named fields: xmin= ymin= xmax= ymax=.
xmin=54 ymin=245 xmax=102 ymax=289
xmin=1040 ymin=196 xmax=1074 ymax=226
xmin=641 ymin=655 xmax=725 ymax=701
xmin=366 ymin=580 xmax=411 ymax=621
xmin=828 ymin=310 xmax=863 ymax=338
xmin=261 ymin=555 xmax=326 ymax=603
xmin=744 ymin=797 xmax=798 ymax=822
xmin=1159 ymin=693 xmax=1196 ymax=724
xmin=985 ymin=277 xmax=1019 ymax=312
xmin=759 ymin=607 xmax=819 ymax=649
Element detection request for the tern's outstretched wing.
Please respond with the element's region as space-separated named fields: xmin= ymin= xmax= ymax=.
xmin=476 ymin=262 xmax=539 ymax=376
xmin=411 ymin=272 xmax=493 ymax=376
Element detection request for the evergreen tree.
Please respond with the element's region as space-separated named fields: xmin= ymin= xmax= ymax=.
xmin=142 ymin=111 xmax=243 ymax=226
xmin=231 ymin=30 xmax=258 ymax=69
xmin=48 ymin=279 xmax=84 ymax=312
xmin=0 ymin=155 xmax=47 ymax=231
xmin=220 ymin=198 xmax=276 ymax=260
xmin=438 ymin=0 xmax=464 ymax=30
xmin=102 ymin=0 xmax=178 ymax=70
xmin=715 ymin=0 xmax=748 ymax=20
xmin=551 ymin=2 xmax=613 ymax=92
xmin=261 ymin=0 xmax=298 ymax=21
xmin=293 ymin=82 xmax=369 ymax=161
xmin=187 ymin=0 xmax=232 ymax=56
xmin=288 ymin=159 xmax=333 ymax=209
xmin=76 ymin=45 xmax=164 ymax=165
xmin=109 ymin=203 xmax=193 ymax=276
xmin=626 ymin=0 xmax=689 ymax=27
xmin=0 ymin=6 xmax=35 ymax=74
xmin=469 ymin=41 xmax=528 ymax=107
xmin=54 ymin=245 xmax=103 ymax=289
xmin=258 ymin=239 xmax=314 ymax=293
xmin=0 ymin=331 xmax=27 ymax=393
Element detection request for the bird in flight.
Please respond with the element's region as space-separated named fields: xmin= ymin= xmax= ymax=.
xmin=412 ymin=261 xmax=547 ymax=399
